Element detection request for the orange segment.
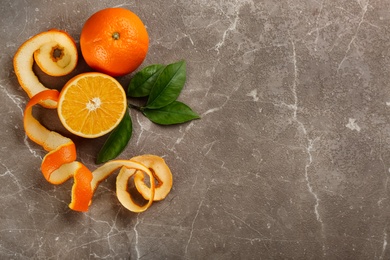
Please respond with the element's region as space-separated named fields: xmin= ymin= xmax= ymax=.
xmin=57 ymin=72 xmax=127 ymax=138
xmin=13 ymin=29 xmax=78 ymax=108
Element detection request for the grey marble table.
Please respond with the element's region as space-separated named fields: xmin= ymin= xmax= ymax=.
xmin=1 ymin=0 xmax=390 ymax=259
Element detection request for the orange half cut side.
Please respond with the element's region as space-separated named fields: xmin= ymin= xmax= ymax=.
xmin=57 ymin=72 xmax=127 ymax=138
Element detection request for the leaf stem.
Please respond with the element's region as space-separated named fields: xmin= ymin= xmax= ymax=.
xmin=129 ymin=103 xmax=143 ymax=112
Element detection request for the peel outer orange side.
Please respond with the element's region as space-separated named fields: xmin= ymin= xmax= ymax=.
xmin=69 ymin=163 xmax=94 ymax=212
xmin=41 ymin=142 xmax=77 ymax=182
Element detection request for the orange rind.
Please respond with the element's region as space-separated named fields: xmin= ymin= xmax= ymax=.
xmin=131 ymin=155 xmax=173 ymax=201
xmin=91 ymin=160 xmax=156 ymax=212
xmin=23 ymin=89 xmax=69 ymax=151
xmin=14 ymin=29 xmax=78 ymax=108
xmin=41 ymin=142 xmax=77 ymax=183
xmin=69 ymin=162 xmax=93 ymax=212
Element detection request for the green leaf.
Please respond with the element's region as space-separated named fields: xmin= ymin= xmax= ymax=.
xmin=145 ymin=60 xmax=186 ymax=109
xmin=96 ymin=110 xmax=132 ymax=164
xmin=128 ymin=64 xmax=165 ymax=97
xmin=143 ymin=101 xmax=200 ymax=125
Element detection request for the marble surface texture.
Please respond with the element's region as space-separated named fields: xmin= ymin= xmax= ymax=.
xmin=1 ymin=0 xmax=390 ymax=259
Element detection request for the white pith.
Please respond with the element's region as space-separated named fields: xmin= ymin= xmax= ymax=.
xmin=86 ymin=97 xmax=101 ymax=111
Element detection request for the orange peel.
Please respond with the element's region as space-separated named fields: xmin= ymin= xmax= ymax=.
xmin=23 ymin=89 xmax=93 ymax=211
xmin=130 ymin=155 xmax=173 ymax=201
xmin=68 ymin=162 xmax=94 ymax=212
xmin=14 ymin=29 xmax=78 ymax=108
xmin=91 ymin=160 xmax=156 ymax=212
xmin=17 ymin=29 xmax=173 ymax=213
xmin=23 ymin=89 xmax=66 ymax=151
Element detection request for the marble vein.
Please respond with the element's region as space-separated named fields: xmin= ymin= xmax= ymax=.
xmin=133 ymin=214 xmax=141 ymax=259
xmin=0 ymin=81 xmax=43 ymax=159
xmin=16 ymin=2 xmax=28 ymax=38
xmin=223 ymin=209 xmax=267 ymax=240
xmin=91 ymin=210 xmax=122 ymax=257
xmin=202 ymin=140 xmax=217 ymax=156
xmin=337 ymin=0 xmax=369 ymax=72
xmin=214 ymin=12 xmax=239 ymax=54
xmin=0 ymin=163 xmax=22 ymax=192
xmin=380 ymin=227 xmax=388 ymax=260
xmin=57 ymin=233 xmax=124 ymax=258
xmin=287 ymin=38 xmax=325 ymax=250
xmin=207 ymin=0 xmax=256 ymax=55
xmin=310 ymin=0 xmax=325 ymax=51
xmin=135 ymin=113 xmax=150 ymax=146
xmin=184 ymin=198 xmax=204 ymax=255
xmin=0 ymin=81 xmax=25 ymax=116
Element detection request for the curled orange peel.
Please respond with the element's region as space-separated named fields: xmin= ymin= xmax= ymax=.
xmin=23 ymin=89 xmax=68 ymax=152
xmin=131 ymin=155 xmax=173 ymax=201
xmin=14 ymin=29 xmax=78 ymax=108
xmin=92 ymin=160 xmax=156 ymax=212
xmin=17 ymin=29 xmax=173 ymax=213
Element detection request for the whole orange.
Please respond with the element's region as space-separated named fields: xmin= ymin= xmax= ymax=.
xmin=80 ymin=8 xmax=149 ymax=77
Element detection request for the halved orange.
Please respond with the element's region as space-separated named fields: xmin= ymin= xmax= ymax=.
xmin=57 ymin=72 xmax=127 ymax=138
